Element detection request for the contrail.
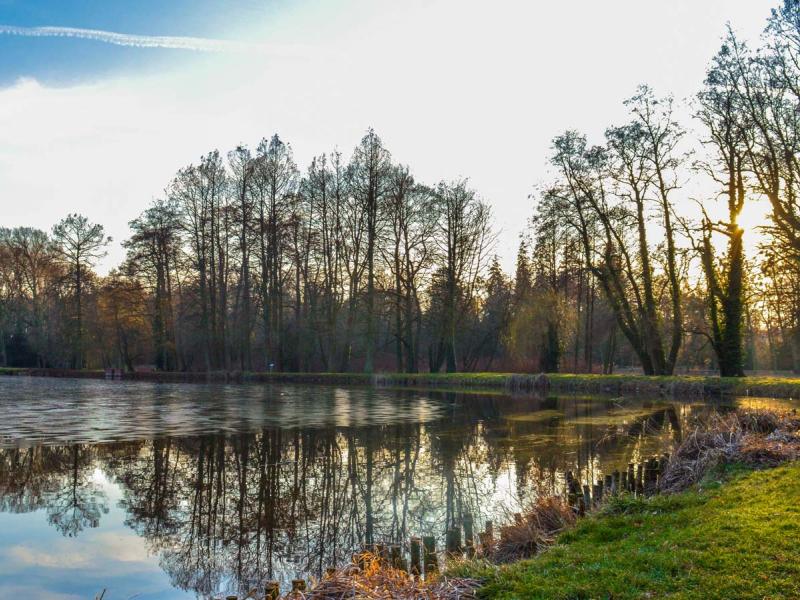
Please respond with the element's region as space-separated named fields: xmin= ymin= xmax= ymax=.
xmin=0 ymin=24 xmax=271 ymax=53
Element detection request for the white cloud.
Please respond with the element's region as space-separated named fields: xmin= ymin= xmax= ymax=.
xmin=0 ymin=0 xmax=774 ymax=273
xmin=0 ymin=24 xmax=304 ymax=56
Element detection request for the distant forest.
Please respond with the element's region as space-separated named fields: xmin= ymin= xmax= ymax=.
xmin=2 ymin=3 xmax=800 ymax=376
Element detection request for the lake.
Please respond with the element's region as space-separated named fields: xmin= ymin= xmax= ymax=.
xmin=0 ymin=376 xmax=793 ymax=599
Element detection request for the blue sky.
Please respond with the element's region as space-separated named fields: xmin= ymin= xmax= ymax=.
xmin=0 ymin=0 xmax=778 ymax=271
xmin=0 ymin=0 xmax=291 ymax=84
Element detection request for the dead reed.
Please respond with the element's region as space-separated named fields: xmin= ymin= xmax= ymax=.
xmin=287 ymin=553 xmax=480 ymax=599
xmin=482 ymin=496 xmax=576 ymax=563
xmin=658 ymin=409 xmax=800 ymax=493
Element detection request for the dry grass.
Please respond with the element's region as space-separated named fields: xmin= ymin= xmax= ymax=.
xmin=658 ymin=408 xmax=800 ymax=493
xmin=482 ymin=496 xmax=576 ymax=563
xmin=275 ymin=553 xmax=480 ymax=599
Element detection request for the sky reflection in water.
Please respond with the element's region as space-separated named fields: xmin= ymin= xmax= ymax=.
xmin=0 ymin=377 xmax=794 ymax=599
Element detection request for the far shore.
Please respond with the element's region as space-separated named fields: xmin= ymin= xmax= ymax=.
xmin=3 ymin=367 xmax=800 ymax=400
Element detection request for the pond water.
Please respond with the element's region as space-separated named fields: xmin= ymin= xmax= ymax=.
xmin=0 ymin=377 xmax=794 ymax=600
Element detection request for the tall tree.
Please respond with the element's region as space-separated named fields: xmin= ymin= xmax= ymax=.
xmin=693 ymin=44 xmax=750 ymax=376
xmin=434 ymin=180 xmax=493 ymax=373
xmin=125 ymin=199 xmax=182 ymax=371
xmin=52 ymin=214 xmax=110 ymax=369
xmin=551 ymin=89 xmax=686 ymax=375
xmin=252 ymin=135 xmax=298 ymax=370
xmin=348 ymin=129 xmax=391 ymax=373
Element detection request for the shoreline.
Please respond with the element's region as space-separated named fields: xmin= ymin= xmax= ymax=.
xmin=2 ymin=367 xmax=800 ymax=399
xmin=459 ymin=461 xmax=800 ymax=599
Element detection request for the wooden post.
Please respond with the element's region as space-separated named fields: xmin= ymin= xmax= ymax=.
xmin=596 ymin=479 xmax=604 ymax=503
xmin=592 ymin=483 xmax=600 ymax=506
xmin=582 ymin=484 xmax=591 ymax=508
xmin=604 ymin=474 xmax=613 ymax=495
xmin=463 ymin=513 xmax=475 ymax=547
xmin=376 ymin=543 xmax=386 ymax=563
xmin=410 ymin=536 xmax=422 ymax=576
xmin=264 ymin=582 xmax=280 ymax=599
xmin=446 ymin=527 xmax=462 ymax=557
xmin=566 ymin=471 xmax=578 ymax=507
xmin=658 ymin=454 xmax=669 ymax=484
xmin=464 ymin=512 xmax=476 ymax=558
xmin=390 ymin=544 xmax=403 ymax=570
xmin=423 ymin=536 xmax=438 ymax=574
xmin=621 ymin=471 xmax=628 ymax=491
xmin=642 ymin=460 xmax=650 ymax=492
xmin=613 ymin=470 xmax=621 ymax=494
xmin=226 ymin=596 xmax=238 ymax=600
xmin=292 ymin=579 xmax=306 ymax=592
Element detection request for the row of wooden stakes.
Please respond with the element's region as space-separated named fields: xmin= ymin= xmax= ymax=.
xmin=214 ymin=513 xmax=492 ymax=599
xmin=566 ymin=454 xmax=671 ymax=515
xmin=354 ymin=511 xmax=489 ymax=576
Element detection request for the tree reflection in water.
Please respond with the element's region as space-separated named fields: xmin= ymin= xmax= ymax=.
xmin=0 ymin=390 xmax=698 ymax=597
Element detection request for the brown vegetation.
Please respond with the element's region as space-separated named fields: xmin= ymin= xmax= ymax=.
xmin=275 ymin=554 xmax=480 ymax=600
xmin=659 ymin=409 xmax=800 ymax=493
xmin=482 ymin=496 xmax=576 ymax=563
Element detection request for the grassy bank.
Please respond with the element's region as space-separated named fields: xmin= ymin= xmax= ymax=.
xmin=461 ymin=462 xmax=800 ymax=599
xmin=4 ymin=367 xmax=800 ymax=398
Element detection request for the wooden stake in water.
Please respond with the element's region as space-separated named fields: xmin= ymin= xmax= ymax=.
xmin=446 ymin=527 xmax=462 ymax=557
xmin=390 ymin=544 xmax=403 ymax=570
xmin=463 ymin=513 xmax=476 ymax=558
xmin=463 ymin=513 xmax=474 ymax=546
xmin=410 ymin=536 xmax=422 ymax=576
xmin=479 ymin=520 xmax=494 ymax=551
xmin=423 ymin=536 xmax=438 ymax=574
xmin=264 ymin=581 xmax=280 ymax=599
xmin=636 ymin=463 xmax=644 ymax=494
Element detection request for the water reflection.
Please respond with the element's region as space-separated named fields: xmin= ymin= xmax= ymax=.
xmin=0 ymin=379 xmax=792 ymax=599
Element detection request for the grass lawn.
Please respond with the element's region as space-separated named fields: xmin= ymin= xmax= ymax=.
xmin=6 ymin=367 xmax=800 ymax=398
xmin=462 ymin=462 xmax=800 ymax=599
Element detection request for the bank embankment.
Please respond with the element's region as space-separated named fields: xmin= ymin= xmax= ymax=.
xmin=459 ymin=461 xmax=800 ymax=599
xmin=4 ymin=367 xmax=800 ymax=398
xmin=457 ymin=408 xmax=800 ymax=599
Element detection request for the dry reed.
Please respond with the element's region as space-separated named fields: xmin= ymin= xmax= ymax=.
xmin=483 ymin=496 xmax=576 ymax=563
xmin=658 ymin=409 xmax=800 ymax=493
xmin=277 ymin=553 xmax=480 ymax=599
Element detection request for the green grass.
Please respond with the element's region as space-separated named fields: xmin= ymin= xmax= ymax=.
xmin=7 ymin=367 xmax=800 ymax=399
xmin=259 ymin=371 xmax=800 ymax=398
xmin=0 ymin=367 xmax=28 ymax=375
xmin=460 ymin=462 xmax=800 ymax=599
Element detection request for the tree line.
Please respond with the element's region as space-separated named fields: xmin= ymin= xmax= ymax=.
xmin=2 ymin=1 xmax=800 ymax=376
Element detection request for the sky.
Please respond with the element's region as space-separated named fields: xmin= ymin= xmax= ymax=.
xmin=0 ymin=0 xmax=777 ymax=273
